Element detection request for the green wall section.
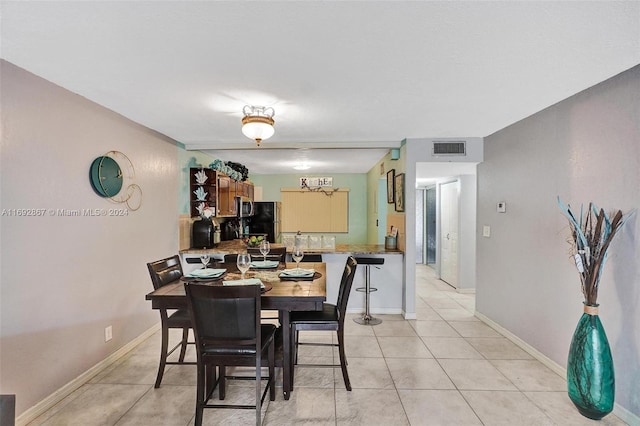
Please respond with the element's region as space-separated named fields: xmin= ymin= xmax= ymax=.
xmin=249 ymin=173 xmax=368 ymax=244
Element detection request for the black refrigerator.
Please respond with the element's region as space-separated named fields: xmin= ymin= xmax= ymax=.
xmin=249 ymin=201 xmax=281 ymax=243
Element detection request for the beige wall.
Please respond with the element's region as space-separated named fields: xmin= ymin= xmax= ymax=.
xmin=0 ymin=60 xmax=181 ymax=415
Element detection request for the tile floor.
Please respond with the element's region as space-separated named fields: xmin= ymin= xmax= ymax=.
xmin=28 ymin=265 xmax=628 ymax=425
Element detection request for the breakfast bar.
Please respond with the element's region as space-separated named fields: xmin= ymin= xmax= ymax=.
xmin=181 ymin=242 xmax=405 ymax=315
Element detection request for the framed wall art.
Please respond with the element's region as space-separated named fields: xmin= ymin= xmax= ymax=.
xmin=386 ymin=169 xmax=395 ymax=204
xmin=394 ymin=173 xmax=405 ymax=212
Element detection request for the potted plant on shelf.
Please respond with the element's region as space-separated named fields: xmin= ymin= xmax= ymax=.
xmin=557 ymin=197 xmax=634 ymax=420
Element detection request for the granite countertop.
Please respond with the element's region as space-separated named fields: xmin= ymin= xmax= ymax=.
xmin=180 ymin=241 xmax=403 ymax=255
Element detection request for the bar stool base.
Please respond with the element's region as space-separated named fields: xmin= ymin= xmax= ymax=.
xmin=353 ymin=315 xmax=382 ymax=326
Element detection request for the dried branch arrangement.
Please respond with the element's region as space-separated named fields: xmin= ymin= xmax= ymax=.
xmin=557 ymin=197 xmax=634 ymax=305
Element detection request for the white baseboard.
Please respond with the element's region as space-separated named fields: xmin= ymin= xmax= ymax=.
xmin=16 ymin=323 xmax=160 ymax=426
xmin=456 ymin=288 xmax=476 ymax=294
xmin=475 ymin=311 xmax=639 ymax=425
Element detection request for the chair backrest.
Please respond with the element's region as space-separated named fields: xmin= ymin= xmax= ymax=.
xmin=224 ymin=253 xmax=238 ymax=263
xmin=301 ymin=254 xmax=322 ymax=263
xmin=185 ymin=283 xmax=261 ymax=349
xmin=336 ymin=256 xmax=357 ymax=321
xmin=147 ymin=255 xmax=183 ymax=290
xmin=247 ymin=246 xmax=287 ymax=263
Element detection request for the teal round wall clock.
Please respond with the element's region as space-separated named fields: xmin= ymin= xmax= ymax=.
xmin=89 ymin=151 xmax=142 ymax=210
xmin=90 ymin=155 xmax=123 ymax=197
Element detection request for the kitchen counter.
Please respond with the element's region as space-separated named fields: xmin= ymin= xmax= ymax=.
xmin=180 ymin=240 xmax=405 ymax=316
xmin=180 ymin=241 xmax=403 ymax=255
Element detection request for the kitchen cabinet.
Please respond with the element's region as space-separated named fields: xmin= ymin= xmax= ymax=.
xmin=217 ymin=174 xmax=237 ymax=217
xmin=280 ymin=188 xmax=349 ymax=232
xmin=189 ymin=168 xmax=217 ymax=218
xmin=189 ymin=168 xmax=254 ymax=218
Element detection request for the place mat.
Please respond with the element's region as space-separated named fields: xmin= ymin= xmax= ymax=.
xmin=186 ymin=268 xmax=226 ymax=278
xmin=181 ymin=274 xmax=225 ymax=283
xmin=250 ymin=260 xmax=279 ymax=269
xmin=278 ymin=271 xmax=323 ymax=282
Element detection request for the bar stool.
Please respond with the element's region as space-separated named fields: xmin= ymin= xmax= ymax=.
xmin=353 ymin=257 xmax=384 ymax=325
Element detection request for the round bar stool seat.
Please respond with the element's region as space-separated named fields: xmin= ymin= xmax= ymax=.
xmin=353 ymin=257 xmax=384 ymax=325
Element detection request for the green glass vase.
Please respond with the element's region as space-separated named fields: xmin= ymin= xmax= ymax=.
xmin=567 ymin=304 xmax=615 ymax=419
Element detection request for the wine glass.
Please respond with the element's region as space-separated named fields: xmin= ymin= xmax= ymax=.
xmin=237 ymin=253 xmax=251 ymax=281
xmin=259 ymin=240 xmax=270 ymax=263
xmin=200 ymin=254 xmax=210 ymax=269
xmin=292 ymin=247 xmax=304 ymax=271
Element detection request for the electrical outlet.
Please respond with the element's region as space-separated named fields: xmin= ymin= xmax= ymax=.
xmin=105 ymin=325 xmax=113 ymax=342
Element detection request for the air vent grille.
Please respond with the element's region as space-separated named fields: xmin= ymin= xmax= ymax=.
xmin=433 ymin=141 xmax=466 ymax=156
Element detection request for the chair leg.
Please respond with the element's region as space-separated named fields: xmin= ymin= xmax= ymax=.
xmin=178 ymin=328 xmax=189 ymax=362
xmin=294 ymin=329 xmax=300 ymax=364
xmin=219 ymin=366 xmax=226 ymax=400
xmin=337 ymin=328 xmax=352 ymax=391
xmin=269 ymin=339 xmax=276 ymax=401
xmin=255 ymin=355 xmax=262 ymax=426
xmin=195 ymin=362 xmax=205 ymax=426
xmin=155 ymin=323 xmax=169 ymax=388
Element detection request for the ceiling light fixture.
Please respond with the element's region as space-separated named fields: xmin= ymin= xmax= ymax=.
xmin=241 ymin=105 xmax=275 ymax=146
xmin=293 ymin=163 xmax=311 ymax=170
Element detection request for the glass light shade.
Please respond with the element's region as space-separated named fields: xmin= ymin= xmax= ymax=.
xmin=242 ymin=119 xmax=275 ymax=142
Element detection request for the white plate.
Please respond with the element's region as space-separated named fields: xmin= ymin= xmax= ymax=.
xmin=280 ymin=268 xmax=315 ymax=277
xmin=222 ymin=278 xmax=265 ymax=288
xmin=250 ymin=260 xmax=279 ymax=269
xmin=187 ymin=268 xmax=226 ymax=278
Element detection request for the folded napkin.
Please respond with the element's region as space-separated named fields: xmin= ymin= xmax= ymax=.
xmin=279 ymin=268 xmax=315 ymax=277
xmin=250 ymin=260 xmax=279 ymax=269
xmin=222 ymin=278 xmax=265 ymax=288
xmin=187 ymin=268 xmax=226 ymax=278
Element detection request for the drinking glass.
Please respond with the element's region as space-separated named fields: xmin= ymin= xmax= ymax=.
xmin=259 ymin=240 xmax=270 ymax=263
xmin=237 ymin=253 xmax=251 ymax=281
xmin=292 ymin=247 xmax=304 ymax=271
xmin=200 ymin=254 xmax=210 ymax=269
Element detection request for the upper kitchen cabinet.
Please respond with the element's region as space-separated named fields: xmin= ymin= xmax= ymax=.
xmin=189 ymin=168 xmax=217 ymax=217
xmin=217 ymin=174 xmax=237 ymax=217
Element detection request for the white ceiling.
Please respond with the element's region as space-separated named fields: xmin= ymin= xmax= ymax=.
xmin=2 ymin=1 xmax=639 ymax=176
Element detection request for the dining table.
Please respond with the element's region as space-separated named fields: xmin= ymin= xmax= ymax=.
xmin=145 ymin=261 xmax=327 ymax=400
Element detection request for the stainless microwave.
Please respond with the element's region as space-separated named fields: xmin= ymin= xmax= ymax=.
xmin=236 ymin=197 xmax=254 ymax=218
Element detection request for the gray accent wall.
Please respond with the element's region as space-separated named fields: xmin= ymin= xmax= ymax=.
xmin=0 ymin=60 xmax=182 ymax=416
xmin=477 ymin=65 xmax=639 ymax=418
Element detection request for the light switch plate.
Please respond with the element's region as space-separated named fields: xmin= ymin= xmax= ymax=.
xmin=483 ymin=225 xmax=491 ymax=237
xmin=497 ymin=202 xmax=506 ymax=213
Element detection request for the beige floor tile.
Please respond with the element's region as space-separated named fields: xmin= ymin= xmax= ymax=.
xmin=386 ymin=358 xmax=455 ymax=390
xmin=39 ymin=384 xmax=150 ymax=426
xmin=377 ymin=336 xmax=433 ymax=358
xmin=461 ymin=390 xmax=555 ymax=425
xmin=415 ymin=306 xmax=443 ymax=320
xmin=433 ymin=307 xmax=479 ymax=321
xmin=341 ymin=357 xmax=395 ymax=389
xmin=335 ymin=388 xmax=409 ymax=425
xmin=295 ymin=333 xmax=335 ymax=358
xmin=93 ymin=353 xmax=158 ymax=385
xmin=423 ymin=296 xmax=461 ymax=309
xmin=490 ymin=360 xmax=567 ymax=391
xmin=115 ymin=385 xmax=195 ymax=425
xmin=292 ymin=356 xmax=336 ymax=388
xmin=410 ymin=320 xmax=460 ymax=337
xmin=161 ymin=364 xmax=197 ymax=386
xmin=466 ymin=337 xmax=533 ymax=360
xmin=398 ymin=389 xmax=483 ymax=425
xmin=438 ymin=359 xmax=517 ymax=390
xmin=371 ymin=320 xmax=418 ymax=337
xmin=524 ymin=391 xmax=628 ymax=425
xmin=263 ymin=387 xmax=335 ymax=425
xmin=343 ymin=316 xmax=376 ymax=336
xmin=448 ymin=321 xmax=501 ymax=337
xmin=421 ymin=337 xmax=484 ymax=359
xmin=339 ymin=335 xmax=383 ymax=358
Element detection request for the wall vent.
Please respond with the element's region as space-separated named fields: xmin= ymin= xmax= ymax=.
xmin=433 ymin=141 xmax=466 ymax=156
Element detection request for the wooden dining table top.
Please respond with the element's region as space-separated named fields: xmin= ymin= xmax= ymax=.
xmin=145 ymin=262 xmax=327 ymax=311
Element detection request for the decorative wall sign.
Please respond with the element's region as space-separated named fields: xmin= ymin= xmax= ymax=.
xmin=386 ymin=169 xmax=395 ymax=204
xmin=394 ymin=173 xmax=405 ymax=212
xmin=299 ymin=177 xmax=333 ymax=188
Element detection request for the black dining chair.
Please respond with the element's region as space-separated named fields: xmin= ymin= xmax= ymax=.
xmin=185 ymin=282 xmax=276 ymax=426
xmin=147 ymin=255 xmax=195 ymax=388
xmin=290 ymin=256 xmax=357 ymax=390
xmin=247 ymin=246 xmax=287 ymax=264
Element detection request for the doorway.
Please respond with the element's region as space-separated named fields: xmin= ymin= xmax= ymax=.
xmin=425 ymin=186 xmax=436 ymax=265
xmin=439 ymin=181 xmax=459 ymax=287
